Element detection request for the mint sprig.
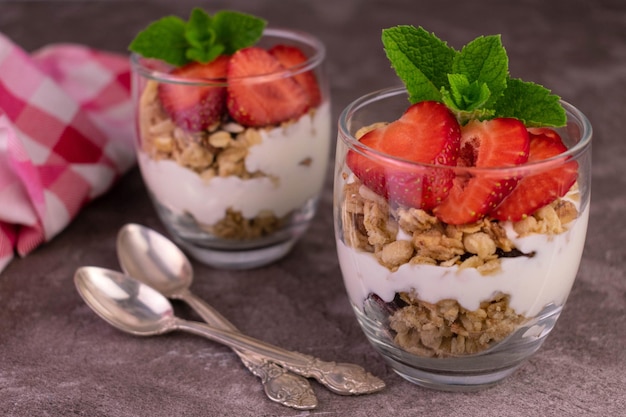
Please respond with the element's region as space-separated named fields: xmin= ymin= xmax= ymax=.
xmin=129 ymin=8 xmax=267 ymax=67
xmin=382 ymin=25 xmax=566 ymax=127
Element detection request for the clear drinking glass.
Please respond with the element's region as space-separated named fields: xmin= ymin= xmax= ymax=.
xmin=131 ymin=28 xmax=330 ymax=269
xmin=334 ymin=87 xmax=592 ymax=391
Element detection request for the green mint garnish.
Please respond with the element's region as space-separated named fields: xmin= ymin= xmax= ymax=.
xmin=441 ymin=73 xmax=495 ymax=121
xmin=382 ymin=25 xmax=566 ymax=127
xmin=452 ymin=35 xmax=508 ymax=109
xmin=129 ymin=8 xmax=267 ymax=66
xmin=185 ymin=8 xmax=224 ymax=63
xmin=211 ymin=10 xmax=268 ymax=54
xmin=494 ymin=78 xmax=567 ymax=127
xmin=129 ymin=16 xmax=188 ymax=66
xmin=382 ymin=26 xmax=456 ymax=102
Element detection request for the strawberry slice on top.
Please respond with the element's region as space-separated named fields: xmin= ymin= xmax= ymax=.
xmin=491 ymin=128 xmax=578 ymax=221
xmin=433 ymin=117 xmax=530 ymax=225
xmin=226 ymin=47 xmax=309 ymax=127
xmin=268 ymin=44 xmax=322 ymax=108
xmin=157 ymin=55 xmax=230 ymax=132
xmin=346 ymin=100 xmax=461 ymax=211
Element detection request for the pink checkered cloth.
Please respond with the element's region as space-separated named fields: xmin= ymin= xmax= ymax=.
xmin=0 ymin=33 xmax=135 ymax=274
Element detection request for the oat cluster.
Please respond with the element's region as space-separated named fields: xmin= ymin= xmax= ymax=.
xmin=138 ymin=80 xmax=295 ymax=239
xmin=390 ymin=292 xmax=525 ymax=357
xmin=199 ymin=208 xmax=282 ymax=240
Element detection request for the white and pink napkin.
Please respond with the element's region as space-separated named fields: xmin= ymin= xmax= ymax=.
xmin=0 ymin=33 xmax=135 ymax=274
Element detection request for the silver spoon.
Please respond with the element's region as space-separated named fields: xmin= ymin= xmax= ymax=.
xmin=116 ymin=223 xmax=317 ymax=410
xmin=74 ymin=266 xmax=386 ymax=397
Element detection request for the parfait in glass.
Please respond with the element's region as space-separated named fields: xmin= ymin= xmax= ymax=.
xmin=334 ymin=26 xmax=591 ymax=390
xmin=130 ymin=9 xmax=330 ymax=269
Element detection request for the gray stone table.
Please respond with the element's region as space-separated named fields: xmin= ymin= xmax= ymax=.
xmin=0 ymin=0 xmax=624 ymax=416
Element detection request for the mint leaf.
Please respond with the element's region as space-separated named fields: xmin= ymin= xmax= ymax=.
xmin=129 ymin=8 xmax=266 ymax=66
xmin=452 ymin=35 xmax=508 ymax=108
xmin=213 ymin=10 xmax=266 ymax=54
xmin=185 ymin=9 xmax=224 ymax=63
xmin=442 ymin=74 xmax=494 ymax=123
xmin=382 ymin=26 xmax=456 ymax=103
xmin=444 ymin=74 xmax=491 ymax=111
xmin=186 ymin=8 xmax=214 ymax=46
xmin=129 ymin=16 xmax=188 ymax=66
xmin=441 ymin=73 xmax=471 ymax=110
xmin=494 ymin=78 xmax=566 ymax=127
xmin=186 ymin=44 xmax=224 ymax=64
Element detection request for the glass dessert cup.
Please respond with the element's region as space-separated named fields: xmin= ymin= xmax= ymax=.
xmin=334 ymin=87 xmax=592 ymax=391
xmin=131 ymin=28 xmax=331 ymax=269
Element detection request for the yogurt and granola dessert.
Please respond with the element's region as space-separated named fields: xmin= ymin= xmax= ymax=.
xmin=129 ymin=9 xmax=330 ymax=263
xmin=137 ymin=82 xmax=330 ymax=240
xmin=335 ymin=26 xmax=591 ymax=366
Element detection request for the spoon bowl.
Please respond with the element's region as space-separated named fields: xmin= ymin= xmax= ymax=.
xmin=117 ymin=223 xmax=193 ymax=298
xmin=75 ymin=266 xmax=174 ymax=336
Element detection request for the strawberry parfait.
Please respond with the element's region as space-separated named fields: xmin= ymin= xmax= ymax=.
xmin=334 ymin=26 xmax=592 ymax=390
xmin=130 ymin=9 xmax=330 ymax=268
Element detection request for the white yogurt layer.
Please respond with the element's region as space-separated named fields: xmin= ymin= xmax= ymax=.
xmin=338 ymin=202 xmax=589 ymax=318
xmin=138 ymin=102 xmax=331 ymax=225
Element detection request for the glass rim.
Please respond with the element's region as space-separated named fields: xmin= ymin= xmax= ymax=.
xmin=130 ymin=27 xmax=326 ymax=86
xmin=338 ymin=86 xmax=593 ymax=176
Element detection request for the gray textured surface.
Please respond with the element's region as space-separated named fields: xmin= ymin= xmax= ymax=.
xmin=1 ymin=0 xmax=625 ymax=416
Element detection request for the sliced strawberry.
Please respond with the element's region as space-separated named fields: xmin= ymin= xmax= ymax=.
xmin=157 ymin=55 xmax=230 ymax=132
xmin=491 ymin=128 xmax=578 ymax=221
xmin=433 ymin=118 xmax=530 ymax=225
xmin=226 ymin=47 xmax=309 ymax=127
xmin=346 ymin=101 xmax=461 ymax=211
xmin=268 ymin=44 xmax=322 ymax=107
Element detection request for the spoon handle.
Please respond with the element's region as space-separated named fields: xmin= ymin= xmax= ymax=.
xmin=181 ymin=290 xmax=317 ymax=410
xmin=173 ymin=318 xmax=385 ymax=395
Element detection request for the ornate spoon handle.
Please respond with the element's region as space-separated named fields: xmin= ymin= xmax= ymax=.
xmin=278 ymin=356 xmax=387 ymax=396
xmin=173 ymin=317 xmax=386 ymax=396
xmin=181 ymin=290 xmax=317 ymax=410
